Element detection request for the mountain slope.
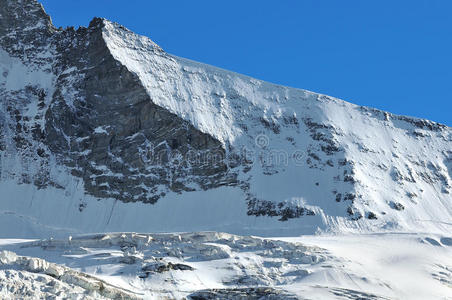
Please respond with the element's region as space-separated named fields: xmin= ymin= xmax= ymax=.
xmin=0 ymin=0 xmax=451 ymax=238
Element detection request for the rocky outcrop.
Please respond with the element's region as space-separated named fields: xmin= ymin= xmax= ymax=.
xmin=187 ymin=287 xmax=299 ymax=300
xmin=0 ymin=0 xmax=237 ymax=204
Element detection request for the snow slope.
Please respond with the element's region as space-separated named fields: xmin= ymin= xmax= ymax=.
xmin=0 ymin=0 xmax=451 ymax=238
xmin=1 ymin=232 xmax=451 ymax=299
xmin=102 ymin=20 xmax=452 ymax=234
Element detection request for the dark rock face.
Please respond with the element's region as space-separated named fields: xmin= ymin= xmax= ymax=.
xmin=0 ymin=0 xmax=54 ymax=65
xmin=0 ymin=0 xmax=237 ymax=203
xmin=390 ymin=202 xmax=405 ymax=211
xmin=0 ymin=0 xmax=56 ymax=188
xmin=247 ymin=198 xmax=315 ymax=221
xmin=188 ymin=287 xmax=299 ymax=300
xmin=46 ymin=19 xmax=236 ymax=203
xmin=367 ymin=212 xmax=378 ymax=220
xmin=140 ymin=261 xmax=194 ymax=276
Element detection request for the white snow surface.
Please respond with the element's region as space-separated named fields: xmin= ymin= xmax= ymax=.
xmin=0 ymin=232 xmax=451 ymax=299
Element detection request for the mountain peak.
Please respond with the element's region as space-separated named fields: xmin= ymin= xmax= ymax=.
xmin=100 ymin=18 xmax=163 ymax=52
xmin=0 ymin=0 xmax=55 ymax=64
xmin=0 ymin=0 xmax=53 ymax=33
xmin=0 ymin=0 xmax=451 ymax=238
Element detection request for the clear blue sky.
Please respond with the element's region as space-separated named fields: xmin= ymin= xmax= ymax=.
xmin=40 ymin=0 xmax=451 ymax=126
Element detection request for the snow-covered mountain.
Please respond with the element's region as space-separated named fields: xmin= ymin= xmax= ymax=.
xmin=1 ymin=1 xmax=452 ymax=299
xmin=1 ymin=0 xmax=451 ymax=239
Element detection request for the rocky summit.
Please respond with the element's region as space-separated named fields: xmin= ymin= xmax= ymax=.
xmin=0 ymin=0 xmax=451 ymax=238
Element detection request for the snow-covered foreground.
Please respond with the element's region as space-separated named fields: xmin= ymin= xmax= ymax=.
xmin=1 ymin=232 xmax=451 ymax=299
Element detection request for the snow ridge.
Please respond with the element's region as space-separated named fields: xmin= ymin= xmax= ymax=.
xmin=102 ymin=20 xmax=452 ymax=234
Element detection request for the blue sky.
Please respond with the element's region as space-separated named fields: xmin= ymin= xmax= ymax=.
xmin=40 ymin=0 xmax=451 ymax=126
